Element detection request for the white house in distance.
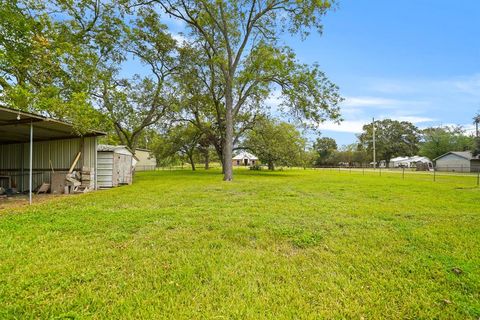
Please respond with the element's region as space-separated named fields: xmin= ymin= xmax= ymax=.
xmin=232 ymin=151 xmax=259 ymax=166
xmin=134 ymin=148 xmax=157 ymax=171
xmin=434 ymin=151 xmax=480 ymax=172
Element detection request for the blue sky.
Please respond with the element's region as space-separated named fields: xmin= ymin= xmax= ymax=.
xmin=280 ymin=0 xmax=480 ymax=145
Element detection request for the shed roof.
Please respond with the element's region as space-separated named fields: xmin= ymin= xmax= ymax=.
xmin=97 ymin=144 xmax=139 ymax=160
xmin=233 ymin=151 xmax=258 ymax=160
xmin=97 ymin=144 xmax=129 ymax=152
xmin=433 ymin=151 xmax=478 ymax=161
xmin=0 ymin=106 xmax=105 ymax=144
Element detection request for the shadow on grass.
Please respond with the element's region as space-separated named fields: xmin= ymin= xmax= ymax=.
xmin=135 ymin=168 xmax=300 ymax=180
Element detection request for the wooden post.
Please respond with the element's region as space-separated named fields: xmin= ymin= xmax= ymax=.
xmin=29 ymin=122 xmax=33 ymax=205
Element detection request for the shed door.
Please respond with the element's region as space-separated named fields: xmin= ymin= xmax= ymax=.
xmin=115 ymin=154 xmax=132 ymax=185
xmin=97 ymin=152 xmax=114 ymax=188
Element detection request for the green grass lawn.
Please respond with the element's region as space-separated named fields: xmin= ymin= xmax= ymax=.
xmin=0 ymin=169 xmax=479 ymax=319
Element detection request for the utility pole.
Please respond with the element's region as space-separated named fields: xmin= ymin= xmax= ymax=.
xmin=372 ymin=117 xmax=376 ymax=170
xmin=474 ymin=114 xmax=480 ymax=137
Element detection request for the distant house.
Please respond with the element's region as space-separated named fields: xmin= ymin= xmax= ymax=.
xmin=135 ymin=148 xmax=156 ymax=171
xmin=232 ymin=151 xmax=258 ymax=166
xmin=434 ymin=151 xmax=480 ymax=172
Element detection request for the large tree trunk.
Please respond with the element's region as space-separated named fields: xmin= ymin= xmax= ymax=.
xmin=268 ymin=161 xmax=275 ymax=171
xmin=223 ymin=86 xmax=234 ymax=181
xmin=188 ymin=153 xmax=196 ymax=171
xmin=213 ymin=143 xmax=224 ymax=173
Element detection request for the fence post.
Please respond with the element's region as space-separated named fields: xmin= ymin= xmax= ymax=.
xmin=433 ymin=168 xmax=436 ymax=182
xmin=477 ymin=170 xmax=479 ymax=187
xmin=363 ymin=167 xmax=365 ymax=175
xmin=402 ymin=167 xmax=405 ymax=180
xmin=379 ymin=167 xmax=382 ymax=176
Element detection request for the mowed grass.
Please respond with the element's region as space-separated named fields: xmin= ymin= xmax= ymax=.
xmin=0 ymin=169 xmax=479 ymax=319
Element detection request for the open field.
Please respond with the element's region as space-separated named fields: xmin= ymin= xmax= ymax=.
xmin=0 ymin=169 xmax=479 ymax=319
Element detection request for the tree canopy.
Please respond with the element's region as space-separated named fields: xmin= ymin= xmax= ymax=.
xmin=313 ymin=136 xmax=337 ymax=165
xmin=419 ymin=126 xmax=474 ymax=160
xmin=244 ymin=118 xmax=306 ymax=170
xmin=358 ymin=119 xmax=420 ymax=166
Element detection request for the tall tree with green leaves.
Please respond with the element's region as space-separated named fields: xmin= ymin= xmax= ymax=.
xmin=419 ymin=126 xmax=474 ymax=160
xmin=244 ymin=118 xmax=306 ymax=170
xmin=174 ymin=44 xmax=260 ymax=171
xmin=0 ymin=0 xmax=120 ymax=131
xmin=358 ymin=119 xmax=420 ymax=166
xmin=135 ymin=0 xmax=342 ymax=180
xmin=93 ymin=7 xmax=180 ymax=151
xmin=157 ymin=124 xmax=204 ymax=170
xmin=313 ymin=136 xmax=337 ymax=165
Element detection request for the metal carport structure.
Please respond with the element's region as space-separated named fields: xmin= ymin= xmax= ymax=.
xmin=0 ymin=106 xmax=105 ymax=204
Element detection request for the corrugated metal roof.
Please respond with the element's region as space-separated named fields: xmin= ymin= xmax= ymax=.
xmin=97 ymin=144 xmax=127 ymax=152
xmin=434 ymin=151 xmax=478 ymax=161
xmin=97 ymin=144 xmax=138 ymax=160
xmin=0 ymin=106 xmax=105 ymax=144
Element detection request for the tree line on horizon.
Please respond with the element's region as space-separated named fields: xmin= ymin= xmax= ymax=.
xmin=313 ymin=118 xmax=480 ymax=168
xmin=150 ymin=117 xmax=480 ymax=171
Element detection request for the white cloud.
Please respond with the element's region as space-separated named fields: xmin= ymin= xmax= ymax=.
xmin=341 ymin=96 xmax=430 ymax=113
xmin=391 ymin=115 xmax=435 ymax=123
xmin=170 ymin=33 xmax=189 ymax=44
xmin=342 ymin=96 xmax=400 ymax=108
xmin=447 ymin=74 xmax=480 ymax=97
xmin=318 ymin=120 xmax=366 ymax=133
xmin=318 ymin=115 xmax=437 ymax=134
xmin=366 ymin=74 xmax=480 ymax=99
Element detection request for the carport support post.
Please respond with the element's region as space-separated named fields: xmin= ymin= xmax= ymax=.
xmin=29 ymin=121 xmax=33 ymax=205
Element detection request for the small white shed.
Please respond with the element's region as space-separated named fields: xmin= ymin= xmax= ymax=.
xmin=97 ymin=145 xmax=135 ymax=188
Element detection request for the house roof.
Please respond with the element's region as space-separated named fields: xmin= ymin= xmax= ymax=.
xmin=0 ymin=106 xmax=105 ymax=144
xmin=232 ymin=151 xmax=258 ymax=160
xmin=433 ymin=151 xmax=478 ymax=161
